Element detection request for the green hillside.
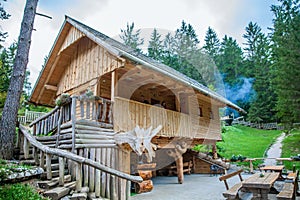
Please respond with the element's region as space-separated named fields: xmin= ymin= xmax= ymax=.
xmin=217 ymin=125 xmax=281 ymax=167
xmin=217 ymin=125 xmax=300 ymax=170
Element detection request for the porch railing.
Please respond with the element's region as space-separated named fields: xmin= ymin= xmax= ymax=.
xmin=29 ymin=96 xmax=113 ymax=136
xmin=113 ymin=97 xmax=222 ymax=140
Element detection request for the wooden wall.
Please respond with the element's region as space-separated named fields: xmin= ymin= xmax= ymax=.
xmin=56 ymin=33 xmax=124 ymax=97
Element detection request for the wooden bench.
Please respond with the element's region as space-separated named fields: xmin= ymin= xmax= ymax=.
xmin=219 ymin=169 xmax=244 ymax=200
xmin=277 ymin=170 xmax=299 ymax=200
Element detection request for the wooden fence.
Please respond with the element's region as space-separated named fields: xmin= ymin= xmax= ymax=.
xmin=232 ymin=119 xmax=284 ymax=130
xmin=18 ymin=110 xmax=47 ymax=124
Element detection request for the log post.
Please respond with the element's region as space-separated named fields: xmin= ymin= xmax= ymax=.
xmin=110 ymin=175 xmax=117 ymax=200
xmin=249 ymin=159 xmax=254 ymax=174
xmin=71 ymin=97 xmax=77 ymax=153
xmin=76 ymin=162 xmax=82 ymax=192
xmin=167 ymin=141 xmax=188 ymax=184
xmin=33 ymin=146 xmax=39 ymax=165
xmin=40 ymin=151 xmax=45 ymax=169
xmin=95 ymin=148 xmax=101 ymax=197
xmin=55 ymin=108 xmax=62 ymax=148
xmin=126 ymin=179 xmax=131 ymax=200
xmin=59 ymin=157 xmax=65 ymax=186
xmin=23 ymin=137 xmax=29 ymax=159
xmin=46 ymin=153 xmax=52 ymax=180
xmin=212 ymin=144 xmax=218 ymax=159
xmin=176 ymin=156 xmax=184 ymax=184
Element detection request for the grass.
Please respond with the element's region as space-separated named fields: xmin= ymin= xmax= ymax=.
xmin=0 ymin=183 xmax=47 ymax=200
xmin=281 ymin=129 xmax=300 ymax=170
xmin=217 ymin=125 xmax=282 ymax=168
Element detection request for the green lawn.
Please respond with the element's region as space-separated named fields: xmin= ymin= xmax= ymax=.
xmin=217 ymin=125 xmax=282 ymax=167
xmin=281 ymin=129 xmax=300 ymax=170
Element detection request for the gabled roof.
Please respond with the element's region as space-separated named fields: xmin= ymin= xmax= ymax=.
xmin=30 ymin=16 xmax=245 ymax=113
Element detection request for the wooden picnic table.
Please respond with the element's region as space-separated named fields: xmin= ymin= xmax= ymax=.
xmin=242 ymin=172 xmax=279 ymax=200
xmin=260 ymin=165 xmax=284 ymax=180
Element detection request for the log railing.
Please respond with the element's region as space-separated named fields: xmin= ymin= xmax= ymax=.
xmin=29 ymin=96 xmax=113 ymax=137
xmin=114 ymin=97 xmax=193 ymax=138
xmin=18 ymin=124 xmax=142 ymax=199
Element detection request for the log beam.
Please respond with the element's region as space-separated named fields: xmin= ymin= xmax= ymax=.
xmin=44 ymin=84 xmax=58 ymax=91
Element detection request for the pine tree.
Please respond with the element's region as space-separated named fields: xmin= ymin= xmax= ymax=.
xmin=243 ymin=24 xmax=276 ymax=122
xmin=147 ymin=28 xmax=163 ymax=61
xmin=203 ymin=27 xmax=220 ymax=62
xmin=172 ymin=21 xmax=203 ymax=83
xmin=0 ymin=0 xmax=38 ymax=159
xmin=270 ymin=0 xmax=300 ymax=129
xmin=161 ymin=32 xmax=179 ymax=68
xmin=0 ymin=43 xmax=17 ymax=108
xmin=217 ymin=35 xmax=244 ymax=86
xmin=120 ymin=22 xmax=144 ymax=53
xmin=0 ymin=0 xmax=10 ymax=43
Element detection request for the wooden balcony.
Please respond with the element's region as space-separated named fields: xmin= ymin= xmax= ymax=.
xmin=113 ymin=97 xmax=221 ymax=141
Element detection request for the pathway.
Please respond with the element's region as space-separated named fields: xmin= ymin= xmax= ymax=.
xmin=263 ymin=133 xmax=285 ymax=166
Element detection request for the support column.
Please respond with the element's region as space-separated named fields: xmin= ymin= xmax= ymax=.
xmin=176 ymin=156 xmax=184 ymax=184
xmin=212 ymin=143 xmax=218 ymax=159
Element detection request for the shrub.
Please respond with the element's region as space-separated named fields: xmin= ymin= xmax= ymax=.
xmin=0 ymin=183 xmax=45 ymax=200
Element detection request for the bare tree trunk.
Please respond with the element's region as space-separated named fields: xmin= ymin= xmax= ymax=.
xmin=0 ymin=0 xmax=38 ymax=159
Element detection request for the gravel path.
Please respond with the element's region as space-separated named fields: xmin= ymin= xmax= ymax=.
xmin=264 ymin=133 xmax=285 ymax=166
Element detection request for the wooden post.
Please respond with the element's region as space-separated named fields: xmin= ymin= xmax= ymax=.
xmin=55 ymin=108 xmax=62 ymax=148
xmin=33 ymin=147 xmax=39 ymax=165
xmin=176 ymin=156 xmax=184 ymax=184
xmin=111 ymin=71 xmax=115 ymax=102
xmin=46 ymin=153 xmax=52 ymax=180
xmin=110 ymin=175 xmax=116 ymax=200
xmin=76 ymin=162 xmax=82 ymax=192
xmin=83 ymin=148 xmax=89 ymax=187
xmin=249 ymin=159 xmax=254 ymax=174
xmin=40 ymin=151 xmax=45 ymax=169
xmin=59 ymin=157 xmax=65 ymax=186
xmin=89 ymin=148 xmax=95 ymax=192
xmin=95 ymin=148 xmax=101 ymax=197
xmin=126 ymin=179 xmax=131 ymax=200
xmin=23 ymin=137 xmax=29 ymax=159
xmin=71 ymin=97 xmax=77 ymax=153
xmin=212 ymin=144 xmax=218 ymax=159
xmin=101 ymin=148 xmax=107 ymax=197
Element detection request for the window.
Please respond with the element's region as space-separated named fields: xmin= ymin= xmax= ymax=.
xmin=199 ymin=107 xmax=203 ymax=117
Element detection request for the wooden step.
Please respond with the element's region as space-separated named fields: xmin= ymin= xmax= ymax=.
xmin=38 ymin=175 xmax=71 ymax=189
xmin=70 ymin=192 xmax=87 ymax=200
xmin=41 ymin=169 xmax=69 ymax=180
xmin=43 ymin=181 xmax=76 ymax=200
xmin=19 ymin=154 xmax=34 ymax=160
xmin=19 ymin=159 xmax=36 ymax=165
xmin=88 ymin=192 xmax=109 ymax=200
xmin=51 ymin=163 xmax=59 ymax=171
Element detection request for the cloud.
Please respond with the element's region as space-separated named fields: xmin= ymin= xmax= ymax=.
xmin=2 ymin=0 xmax=276 ymax=89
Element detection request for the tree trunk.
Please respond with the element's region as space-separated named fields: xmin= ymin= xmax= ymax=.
xmin=0 ymin=0 xmax=38 ymax=159
xmin=176 ymin=156 xmax=184 ymax=184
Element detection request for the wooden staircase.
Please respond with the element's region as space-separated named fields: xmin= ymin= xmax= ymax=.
xmin=16 ymin=123 xmax=142 ymax=200
xmin=16 ymin=96 xmax=143 ymax=199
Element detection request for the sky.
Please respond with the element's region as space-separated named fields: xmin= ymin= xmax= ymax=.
xmin=1 ymin=0 xmax=278 ymax=87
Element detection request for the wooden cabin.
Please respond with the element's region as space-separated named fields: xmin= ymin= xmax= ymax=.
xmin=28 ymin=16 xmax=243 ymax=198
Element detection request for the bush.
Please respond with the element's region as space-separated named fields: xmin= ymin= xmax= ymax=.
xmin=0 ymin=183 xmax=45 ymax=200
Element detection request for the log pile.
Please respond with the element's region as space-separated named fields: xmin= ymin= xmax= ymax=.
xmin=135 ymin=164 xmax=156 ymax=194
